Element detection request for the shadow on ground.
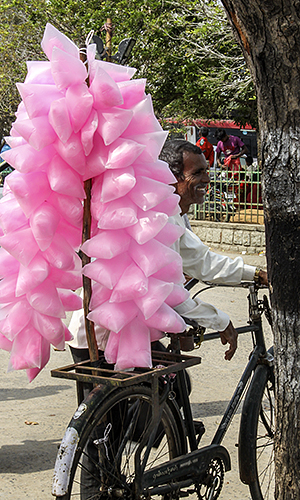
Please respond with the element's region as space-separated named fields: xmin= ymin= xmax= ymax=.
xmin=0 ymin=439 xmax=61 ymax=473
xmin=191 ymin=400 xmax=242 ymax=418
xmin=0 ymin=384 xmax=71 ymax=402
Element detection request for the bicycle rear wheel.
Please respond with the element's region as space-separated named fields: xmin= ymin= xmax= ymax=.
xmin=239 ymin=362 xmax=275 ymax=500
xmin=62 ymin=384 xmax=186 ymax=500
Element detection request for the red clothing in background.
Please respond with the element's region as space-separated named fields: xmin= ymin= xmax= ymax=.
xmin=196 ymin=136 xmax=214 ymax=168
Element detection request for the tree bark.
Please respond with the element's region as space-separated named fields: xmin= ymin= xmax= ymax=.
xmin=220 ymin=0 xmax=300 ymax=498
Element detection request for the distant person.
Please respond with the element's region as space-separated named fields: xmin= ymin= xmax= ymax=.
xmin=215 ymin=129 xmax=248 ymax=175
xmin=196 ymin=127 xmax=214 ymax=168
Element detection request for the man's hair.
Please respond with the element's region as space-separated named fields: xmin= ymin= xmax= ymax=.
xmin=200 ymin=127 xmax=209 ymax=137
xmin=215 ymin=128 xmax=227 ymax=141
xmin=246 ymin=155 xmax=253 ymax=165
xmin=159 ymin=139 xmax=203 ymax=179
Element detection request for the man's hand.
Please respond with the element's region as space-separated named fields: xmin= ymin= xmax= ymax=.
xmin=258 ymin=269 xmax=268 ymax=286
xmin=219 ymin=321 xmax=238 ymax=360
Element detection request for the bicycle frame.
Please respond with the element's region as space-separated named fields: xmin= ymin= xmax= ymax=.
xmin=139 ymin=283 xmax=272 ymax=495
xmin=52 ymin=282 xmax=273 ymax=498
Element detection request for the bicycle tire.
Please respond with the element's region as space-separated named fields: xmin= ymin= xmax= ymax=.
xmin=61 ymin=384 xmax=186 ymax=500
xmin=239 ymin=361 xmax=275 ymax=500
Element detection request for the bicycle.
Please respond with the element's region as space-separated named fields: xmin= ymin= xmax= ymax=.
xmin=51 ymin=280 xmax=274 ymax=500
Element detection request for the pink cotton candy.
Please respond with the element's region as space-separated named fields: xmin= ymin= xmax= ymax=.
xmin=101 ymin=167 xmax=136 ymax=203
xmin=84 ymin=133 xmax=107 ymax=180
xmin=16 ymin=253 xmax=49 ymax=296
xmin=25 ymin=61 xmax=55 ymax=85
xmin=5 ymin=136 xmax=26 ymax=148
xmin=90 ymin=283 xmax=111 ymax=310
xmin=0 ymin=333 xmax=13 ymax=352
xmin=41 ymin=22 xmax=79 ymax=61
xmin=42 ymin=233 xmax=77 ymax=270
xmin=127 ymin=176 xmax=175 ymax=211
xmin=33 ymin=311 xmax=65 ymax=348
xmin=97 ymin=108 xmax=133 ymax=146
xmin=6 ymin=170 xmax=51 ymax=217
xmin=104 ymin=330 xmax=120 ymax=364
xmin=154 ymin=193 xmax=181 ymax=217
xmin=26 ymin=337 xmax=51 ymax=382
xmin=117 ymin=79 xmax=147 ymax=109
xmin=14 ymin=101 xmax=28 ymax=120
xmin=65 ymin=83 xmax=94 ymax=133
xmin=26 ymin=279 xmax=65 ymax=318
xmin=64 ymin=325 xmax=73 ymax=342
xmin=150 ymin=328 xmax=164 ymax=342
xmin=90 ymin=60 xmax=136 ymax=84
xmin=48 ymin=192 xmax=83 ymax=228
xmin=133 ymin=160 xmax=177 ymax=184
xmin=0 ymin=194 xmax=28 ymax=234
xmin=122 ymin=96 xmax=162 ymax=137
xmin=155 ymin=222 xmax=185 ymax=246
xmin=0 ymin=299 xmax=33 ymax=340
xmin=115 ymin=318 xmax=151 ymax=370
xmin=82 ymin=253 xmax=132 ymax=290
xmin=47 ymin=155 xmax=86 ymax=198
xmin=81 ymin=229 xmax=131 ymax=259
xmin=13 ymin=115 xmax=57 ymax=151
xmin=109 ymin=262 xmax=148 ymax=303
xmin=153 ymin=260 xmax=185 ymax=285
xmin=134 ymin=278 xmax=173 ymax=319
xmin=56 ymin=219 xmax=82 ymax=250
xmin=106 ymin=138 xmax=145 ymax=169
xmin=54 ymin=133 xmax=86 ymax=175
xmin=87 ymin=300 xmax=138 ymax=333
xmin=16 ymin=83 xmax=63 ymax=119
xmin=30 ymin=202 xmax=61 ymax=250
xmin=0 ymin=248 xmax=20 ymax=278
xmin=126 ymin=209 xmax=168 ymax=245
xmin=51 ymin=46 xmax=87 ymax=91
xmin=58 ymin=290 xmax=82 ymax=311
xmin=49 ymin=98 xmax=73 ymax=143
xmin=132 ymin=132 xmax=168 ymax=163
xmin=144 ymin=303 xmax=186 ymax=333
xmin=98 ymin=197 xmax=138 ymax=230
xmin=81 ymin=109 xmax=98 ymax=156
xmin=165 ymin=284 xmax=190 ymax=307
xmin=10 ymin=325 xmax=42 ymax=370
xmin=89 ymin=65 xmax=123 ymax=108
xmin=2 ymin=143 xmax=55 ymax=174
xmin=129 ymin=238 xmax=181 ymax=277
xmin=0 ymin=227 xmax=39 ymax=266
xmin=48 ymin=268 xmax=82 ymax=290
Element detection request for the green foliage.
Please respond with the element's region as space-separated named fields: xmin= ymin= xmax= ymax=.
xmin=0 ymin=0 xmax=257 ymax=139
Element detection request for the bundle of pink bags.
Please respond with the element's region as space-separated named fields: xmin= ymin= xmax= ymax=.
xmin=0 ymin=23 xmax=188 ymax=380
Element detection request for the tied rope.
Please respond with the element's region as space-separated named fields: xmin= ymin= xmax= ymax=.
xmin=93 ymin=423 xmax=113 ymax=460
xmin=78 ymin=30 xmax=95 ymax=79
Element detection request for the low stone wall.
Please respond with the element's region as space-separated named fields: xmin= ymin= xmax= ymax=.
xmin=190 ymin=220 xmax=266 ymax=254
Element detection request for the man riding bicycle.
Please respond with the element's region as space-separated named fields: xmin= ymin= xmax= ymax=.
xmin=69 ymin=139 xmax=267 ymax=364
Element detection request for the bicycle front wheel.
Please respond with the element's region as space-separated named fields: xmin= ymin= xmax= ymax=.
xmin=63 ymin=384 xmax=186 ymax=500
xmin=239 ymin=362 xmax=275 ymax=500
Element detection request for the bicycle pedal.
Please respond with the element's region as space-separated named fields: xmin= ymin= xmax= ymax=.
xmin=193 ymin=420 xmax=205 ymax=437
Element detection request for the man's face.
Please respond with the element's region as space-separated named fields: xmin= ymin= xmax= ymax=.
xmin=176 ymin=151 xmax=210 ymax=214
xmin=221 ymin=134 xmax=229 ymax=143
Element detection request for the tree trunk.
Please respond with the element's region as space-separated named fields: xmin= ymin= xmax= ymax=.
xmin=220 ymin=0 xmax=300 ymax=498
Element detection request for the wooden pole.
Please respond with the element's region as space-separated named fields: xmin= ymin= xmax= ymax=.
xmin=105 ymin=18 xmax=113 ymax=62
xmin=79 ymin=50 xmax=99 ymax=363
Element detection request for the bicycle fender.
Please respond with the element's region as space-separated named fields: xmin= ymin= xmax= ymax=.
xmin=238 ymin=358 xmax=273 ymax=485
xmin=52 ymin=383 xmax=117 ymax=497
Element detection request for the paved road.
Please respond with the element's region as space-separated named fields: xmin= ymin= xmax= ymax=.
xmin=0 ymin=249 xmax=271 ymax=499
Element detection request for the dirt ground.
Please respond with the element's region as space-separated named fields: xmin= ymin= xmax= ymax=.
xmin=0 ymin=248 xmax=272 ymax=500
